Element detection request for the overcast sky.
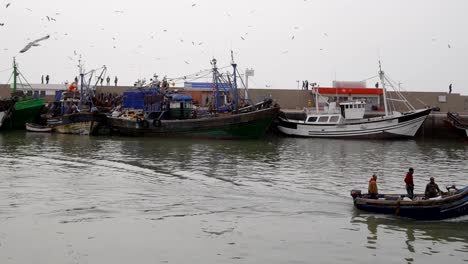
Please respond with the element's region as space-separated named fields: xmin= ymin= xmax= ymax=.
xmin=0 ymin=0 xmax=467 ymax=94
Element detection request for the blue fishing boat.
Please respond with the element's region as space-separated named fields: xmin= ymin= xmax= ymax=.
xmin=350 ymin=186 xmax=468 ymax=220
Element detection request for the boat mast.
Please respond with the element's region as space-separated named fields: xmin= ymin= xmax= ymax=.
xmin=315 ymin=87 xmax=319 ymax=114
xmin=12 ymin=58 xmax=17 ymax=94
xmin=231 ymin=51 xmax=238 ymax=113
xmin=78 ymin=57 xmax=84 ymax=107
xmin=379 ymin=61 xmax=389 ymax=116
xmin=211 ymin=58 xmax=220 ymax=112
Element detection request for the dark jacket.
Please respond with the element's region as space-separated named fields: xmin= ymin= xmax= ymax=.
xmin=425 ymin=182 xmax=441 ymax=198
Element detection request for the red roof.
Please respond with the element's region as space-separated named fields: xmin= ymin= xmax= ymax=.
xmin=317 ymin=87 xmax=383 ymax=95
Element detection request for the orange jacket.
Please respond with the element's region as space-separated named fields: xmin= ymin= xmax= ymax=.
xmin=368 ymin=178 xmax=378 ymax=194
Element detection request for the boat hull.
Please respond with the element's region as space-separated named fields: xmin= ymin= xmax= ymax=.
xmin=25 ymin=123 xmax=52 ymax=132
xmin=52 ymin=112 xmax=107 ymax=135
xmin=107 ymin=107 xmax=280 ymax=139
xmin=278 ymin=108 xmax=431 ymax=139
xmin=445 ymin=112 xmax=468 ymax=139
xmin=352 ymin=187 xmax=468 ymax=220
xmin=0 ymin=98 xmax=44 ymax=130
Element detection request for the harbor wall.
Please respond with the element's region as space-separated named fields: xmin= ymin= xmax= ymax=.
xmin=2 ymin=84 xmax=467 ymax=114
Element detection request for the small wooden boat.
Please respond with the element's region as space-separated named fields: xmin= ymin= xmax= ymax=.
xmin=25 ymin=123 xmax=52 ymax=132
xmin=350 ymin=186 xmax=468 ymax=220
xmin=445 ymin=112 xmax=468 ymax=139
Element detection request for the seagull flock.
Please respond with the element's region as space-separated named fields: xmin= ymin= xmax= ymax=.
xmin=0 ymin=1 xmax=458 ymax=87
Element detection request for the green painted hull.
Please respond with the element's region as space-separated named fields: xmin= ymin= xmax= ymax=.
xmin=108 ymin=107 xmax=280 ymax=139
xmin=0 ymin=98 xmax=44 ymax=130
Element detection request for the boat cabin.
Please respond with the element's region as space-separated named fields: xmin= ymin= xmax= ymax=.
xmin=143 ymin=92 xmax=194 ymax=120
xmin=167 ymin=93 xmax=193 ymax=119
xmin=339 ymin=101 xmax=366 ymax=120
xmin=305 ymin=114 xmax=343 ymax=124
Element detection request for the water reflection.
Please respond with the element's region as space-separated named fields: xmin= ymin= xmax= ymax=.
xmin=351 ymin=212 xmax=468 ymax=262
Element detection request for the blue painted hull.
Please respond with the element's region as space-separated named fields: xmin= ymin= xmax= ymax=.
xmin=352 ymin=187 xmax=468 ymax=220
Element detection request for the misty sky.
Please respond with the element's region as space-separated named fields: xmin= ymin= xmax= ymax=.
xmin=0 ymin=0 xmax=467 ymax=94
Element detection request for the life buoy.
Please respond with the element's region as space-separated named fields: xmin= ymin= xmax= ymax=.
xmin=153 ymin=119 xmax=162 ymax=127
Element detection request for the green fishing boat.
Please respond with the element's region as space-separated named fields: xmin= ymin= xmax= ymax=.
xmin=0 ymin=59 xmax=44 ymax=131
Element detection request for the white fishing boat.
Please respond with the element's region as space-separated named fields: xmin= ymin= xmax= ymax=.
xmin=277 ymin=63 xmax=432 ymax=138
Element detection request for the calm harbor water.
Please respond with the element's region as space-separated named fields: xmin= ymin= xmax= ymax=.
xmin=0 ymin=132 xmax=467 ymax=264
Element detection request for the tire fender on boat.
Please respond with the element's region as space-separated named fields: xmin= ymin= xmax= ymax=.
xmin=153 ymin=119 xmax=162 ymax=127
xmin=141 ymin=120 xmax=149 ymax=128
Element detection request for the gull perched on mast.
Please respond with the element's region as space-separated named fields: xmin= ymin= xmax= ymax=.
xmin=19 ymin=35 xmax=50 ymax=53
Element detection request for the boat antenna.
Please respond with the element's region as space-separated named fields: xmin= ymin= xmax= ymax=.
xmin=211 ymin=58 xmax=220 ymax=113
xmin=378 ymin=60 xmax=389 ymax=116
xmin=78 ymin=56 xmax=85 ymax=107
xmin=12 ymin=57 xmax=17 ymax=94
xmin=231 ymin=50 xmax=239 ymax=113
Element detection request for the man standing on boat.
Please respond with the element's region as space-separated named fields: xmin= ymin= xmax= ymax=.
xmin=368 ymin=174 xmax=378 ymax=199
xmin=425 ymin=177 xmax=441 ymax=199
xmin=404 ymin=168 xmax=415 ymax=199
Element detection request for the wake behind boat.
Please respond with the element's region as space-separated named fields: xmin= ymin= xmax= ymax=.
xmin=278 ymin=63 xmax=431 ymax=139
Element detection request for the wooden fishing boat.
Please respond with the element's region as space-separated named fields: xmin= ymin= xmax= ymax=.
xmin=107 ymin=57 xmax=280 ymax=139
xmin=52 ymin=112 xmax=107 ymax=135
xmin=45 ymin=64 xmax=108 ymax=135
xmin=0 ymin=99 xmax=15 ymax=129
xmin=350 ymin=186 xmax=468 ymax=220
xmin=0 ymin=59 xmax=44 ymax=131
xmin=445 ymin=112 xmax=468 ymax=139
xmin=25 ymin=123 xmax=52 ymax=132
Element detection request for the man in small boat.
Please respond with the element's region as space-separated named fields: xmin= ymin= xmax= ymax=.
xmin=368 ymin=174 xmax=378 ymax=199
xmin=404 ymin=168 xmax=415 ymax=199
xmin=425 ymin=177 xmax=441 ymax=199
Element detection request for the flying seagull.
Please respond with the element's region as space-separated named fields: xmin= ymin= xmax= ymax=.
xmin=192 ymin=3 xmax=196 ymax=7
xmin=6 ymin=3 xmax=11 ymax=8
xmin=19 ymin=35 xmax=50 ymax=53
xmin=0 ymin=23 xmax=4 ymax=26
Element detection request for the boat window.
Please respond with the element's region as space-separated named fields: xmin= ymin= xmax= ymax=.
xmin=329 ymin=116 xmax=339 ymax=123
xmin=318 ymin=116 xmax=329 ymax=122
xmin=307 ymin=116 xmax=318 ymax=122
